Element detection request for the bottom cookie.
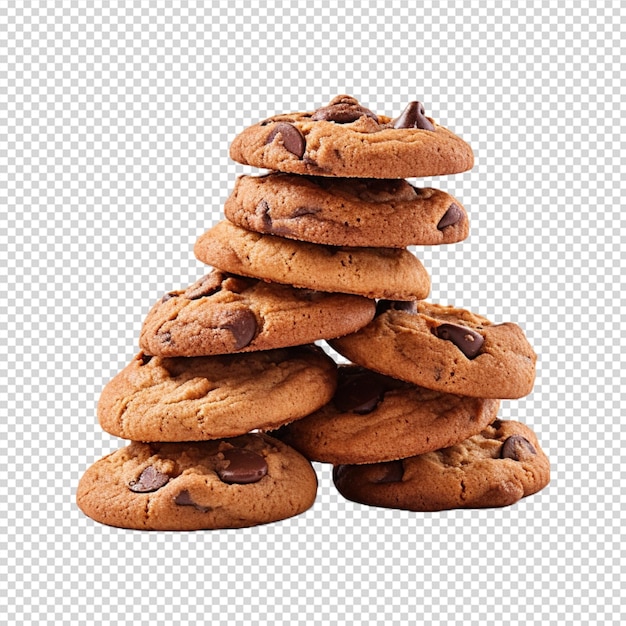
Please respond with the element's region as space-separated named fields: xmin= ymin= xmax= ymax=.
xmin=77 ymin=433 xmax=317 ymax=530
xmin=332 ymin=420 xmax=550 ymax=511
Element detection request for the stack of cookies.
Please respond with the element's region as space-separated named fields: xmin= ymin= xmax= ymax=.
xmin=77 ymin=96 xmax=549 ymax=529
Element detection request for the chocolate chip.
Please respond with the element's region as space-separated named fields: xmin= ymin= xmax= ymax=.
xmin=433 ymin=323 xmax=484 ymax=359
xmin=161 ymin=292 xmax=177 ymax=303
xmin=222 ymin=308 xmax=257 ymax=350
xmin=312 ymin=108 xmax=364 ymax=123
xmin=255 ymin=199 xmax=273 ymax=231
xmin=140 ymin=353 xmax=153 ymax=366
xmin=255 ymin=201 xmax=320 ymax=237
xmin=128 ymin=466 xmax=170 ymax=493
xmin=174 ymin=490 xmax=212 ymax=512
xmin=374 ymin=460 xmax=405 ymax=484
xmin=375 ymin=299 xmax=418 ymax=316
xmin=334 ymin=461 xmax=404 ymax=488
xmin=334 ymin=370 xmax=385 ymax=414
xmin=266 ymin=122 xmax=305 ymax=158
xmin=311 ymin=95 xmax=379 ymax=124
xmin=501 ymin=435 xmax=537 ymax=461
xmin=393 ymin=101 xmax=435 ymax=131
xmin=437 ymin=203 xmax=464 ymax=230
xmin=217 ymin=448 xmax=268 ymax=484
xmin=332 ymin=465 xmax=348 ymax=483
xmin=184 ymin=271 xmax=224 ymax=300
xmin=161 ymin=331 xmax=172 ymax=344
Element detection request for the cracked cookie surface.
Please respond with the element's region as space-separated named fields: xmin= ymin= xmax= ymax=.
xmin=270 ymin=365 xmax=500 ymax=465
xmin=224 ymin=173 xmax=469 ymax=247
xmin=76 ymin=433 xmax=318 ymax=530
xmin=139 ymin=269 xmax=376 ymax=357
xmin=229 ymin=95 xmax=474 ymax=179
xmin=194 ymin=221 xmax=430 ymax=301
xmin=332 ymin=420 xmax=550 ymax=511
xmin=329 ymin=301 xmax=536 ymax=399
xmin=98 ymin=346 xmax=337 ymax=441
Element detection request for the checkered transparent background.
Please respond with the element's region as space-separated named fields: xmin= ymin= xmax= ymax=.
xmin=2 ymin=1 xmax=625 ymax=624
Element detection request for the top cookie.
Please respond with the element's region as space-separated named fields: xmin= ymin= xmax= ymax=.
xmin=229 ymin=95 xmax=474 ymax=179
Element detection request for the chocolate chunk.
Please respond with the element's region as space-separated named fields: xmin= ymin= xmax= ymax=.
xmin=140 ymin=353 xmax=153 ymax=366
xmin=161 ymin=292 xmax=177 ymax=303
xmin=334 ymin=369 xmax=385 ymax=414
xmin=375 ymin=299 xmax=418 ymax=316
xmin=393 ymin=101 xmax=435 ymax=131
xmin=217 ymin=448 xmax=268 ymax=484
xmin=128 ymin=466 xmax=170 ymax=493
xmin=373 ymin=460 xmax=404 ymax=484
xmin=311 ymin=95 xmax=379 ymax=124
xmin=266 ymin=122 xmax=306 ymax=158
xmin=501 ymin=435 xmax=537 ymax=461
xmin=433 ymin=323 xmax=484 ymax=359
xmin=222 ymin=308 xmax=257 ymax=350
xmin=174 ymin=490 xmax=212 ymax=512
xmin=184 ymin=271 xmax=224 ymax=300
xmin=437 ymin=203 xmax=464 ymax=230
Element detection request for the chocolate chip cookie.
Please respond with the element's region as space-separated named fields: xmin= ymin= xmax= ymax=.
xmin=229 ymin=95 xmax=474 ymax=179
xmin=329 ymin=301 xmax=536 ymax=399
xmin=98 ymin=346 xmax=337 ymax=442
xmin=76 ymin=433 xmax=318 ymax=530
xmin=194 ymin=221 xmax=431 ymax=301
xmin=332 ymin=419 xmax=550 ymax=511
xmin=139 ymin=269 xmax=376 ymax=357
xmin=224 ymin=173 xmax=469 ymax=247
xmin=270 ymin=365 xmax=500 ymax=465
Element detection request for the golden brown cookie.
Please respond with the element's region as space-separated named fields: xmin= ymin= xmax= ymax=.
xmin=194 ymin=221 xmax=430 ymax=301
xmin=76 ymin=433 xmax=318 ymax=530
xmin=329 ymin=301 xmax=536 ymax=399
xmin=139 ymin=269 xmax=376 ymax=357
xmin=270 ymin=365 xmax=500 ymax=465
xmin=224 ymin=173 xmax=469 ymax=248
xmin=98 ymin=346 xmax=337 ymax=442
xmin=332 ymin=420 xmax=550 ymax=511
xmin=229 ymin=95 xmax=474 ymax=179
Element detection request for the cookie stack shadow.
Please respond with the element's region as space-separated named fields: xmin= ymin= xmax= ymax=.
xmin=77 ymin=95 xmax=550 ymax=530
